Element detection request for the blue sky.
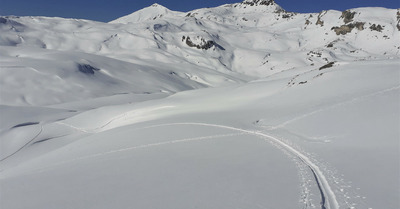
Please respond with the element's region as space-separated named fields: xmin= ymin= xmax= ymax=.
xmin=0 ymin=0 xmax=398 ymax=22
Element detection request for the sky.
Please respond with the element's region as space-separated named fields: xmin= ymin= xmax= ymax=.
xmin=0 ymin=0 xmax=399 ymax=22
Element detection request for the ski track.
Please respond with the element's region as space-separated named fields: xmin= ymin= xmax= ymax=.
xmin=138 ymin=122 xmax=340 ymax=209
xmin=19 ymin=122 xmax=340 ymax=209
xmin=2 ymin=82 xmax=384 ymax=208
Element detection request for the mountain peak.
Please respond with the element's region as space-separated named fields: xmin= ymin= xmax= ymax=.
xmin=110 ymin=3 xmax=183 ymax=24
xmin=151 ymin=3 xmax=165 ymax=8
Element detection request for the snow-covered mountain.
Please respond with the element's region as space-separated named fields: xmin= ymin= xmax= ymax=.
xmin=1 ymin=1 xmax=399 ymax=209
xmin=1 ymin=0 xmax=399 ymax=105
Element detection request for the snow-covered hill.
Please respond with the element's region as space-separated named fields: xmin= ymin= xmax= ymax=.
xmin=1 ymin=1 xmax=399 ymax=209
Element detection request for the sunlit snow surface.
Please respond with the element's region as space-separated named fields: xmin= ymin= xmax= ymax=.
xmin=1 ymin=1 xmax=399 ymax=209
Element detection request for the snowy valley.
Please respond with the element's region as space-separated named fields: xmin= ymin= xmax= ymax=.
xmin=1 ymin=0 xmax=399 ymax=208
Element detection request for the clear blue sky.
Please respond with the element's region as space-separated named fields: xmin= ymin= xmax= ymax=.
xmin=0 ymin=0 xmax=399 ymax=22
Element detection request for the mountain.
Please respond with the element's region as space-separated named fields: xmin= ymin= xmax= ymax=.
xmin=1 ymin=1 xmax=399 ymax=209
xmin=1 ymin=1 xmax=398 ymax=106
xmin=110 ymin=3 xmax=185 ymax=23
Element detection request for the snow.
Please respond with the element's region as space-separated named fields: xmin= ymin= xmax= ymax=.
xmin=1 ymin=1 xmax=399 ymax=209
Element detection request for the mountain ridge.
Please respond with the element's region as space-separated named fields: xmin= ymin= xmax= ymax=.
xmin=0 ymin=1 xmax=399 ymax=106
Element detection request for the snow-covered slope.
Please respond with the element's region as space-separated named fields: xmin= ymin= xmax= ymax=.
xmin=1 ymin=0 xmax=399 ymax=209
xmin=110 ymin=3 xmax=185 ymax=23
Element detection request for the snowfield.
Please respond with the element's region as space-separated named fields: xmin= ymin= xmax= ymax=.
xmin=1 ymin=0 xmax=399 ymax=208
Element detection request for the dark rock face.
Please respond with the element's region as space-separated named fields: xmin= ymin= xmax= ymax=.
xmin=319 ymin=62 xmax=335 ymax=70
xmin=340 ymin=10 xmax=356 ymax=24
xmin=369 ymin=24 xmax=384 ymax=32
xmin=182 ymin=36 xmax=225 ymax=50
xmin=331 ymin=22 xmax=365 ymax=35
xmin=186 ymin=37 xmax=213 ymax=50
xmin=78 ymin=64 xmax=100 ymax=75
xmin=242 ymin=0 xmax=275 ymax=6
xmin=281 ymin=12 xmax=296 ymax=19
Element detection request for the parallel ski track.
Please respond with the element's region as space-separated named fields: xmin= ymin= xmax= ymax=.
xmin=142 ymin=123 xmax=339 ymax=209
xmin=3 ymin=122 xmax=339 ymax=209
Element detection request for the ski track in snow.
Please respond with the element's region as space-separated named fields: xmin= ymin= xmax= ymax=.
xmin=10 ymin=86 xmax=397 ymax=208
xmin=20 ymin=122 xmax=340 ymax=209
xmin=144 ymin=123 xmax=340 ymax=209
xmin=5 ymin=85 xmax=394 ymax=207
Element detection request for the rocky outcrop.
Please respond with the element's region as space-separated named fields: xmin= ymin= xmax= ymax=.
xmin=369 ymin=24 xmax=384 ymax=32
xmin=78 ymin=64 xmax=100 ymax=75
xmin=319 ymin=62 xmax=335 ymax=70
xmin=331 ymin=10 xmax=366 ymax=35
xmin=316 ymin=11 xmax=327 ymax=27
xmin=242 ymin=0 xmax=275 ymax=6
xmin=182 ymin=36 xmax=224 ymax=50
xmin=331 ymin=22 xmax=365 ymax=35
xmin=340 ymin=10 xmax=356 ymax=24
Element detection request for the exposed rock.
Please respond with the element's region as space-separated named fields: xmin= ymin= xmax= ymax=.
xmin=369 ymin=24 xmax=384 ymax=32
xmin=326 ymin=39 xmax=342 ymax=48
xmin=319 ymin=62 xmax=335 ymax=70
xmin=340 ymin=10 xmax=356 ymax=24
xmin=354 ymin=22 xmax=365 ymax=30
xmin=298 ymin=81 xmax=307 ymax=85
xmin=316 ymin=17 xmax=324 ymax=26
xmin=397 ymin=10 xmax=400 ymax=21
xmin=183 ymin=36 xmax=224 ymax=50
xmin=242 ymin=0 xmax=275 ymax=6
xmin=307 ymin=51 xmax=322 ymax=57
xmin=332 ymin=25 xmax=352 ymax=35
xmin=281 ymin=12 xmax=296 ymax=19
xmin=78 ymin=64 xmax=100 ymax=75
xmin=331 ymin=22 xmax=365 ymax=35
xmin=316 ymin=11 xmax=326 ymax=27
xmin=313 ymin=73 xmax=324 ymax=78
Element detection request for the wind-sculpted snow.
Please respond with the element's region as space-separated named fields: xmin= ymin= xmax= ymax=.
xmin=0 ymin=1 xmax=399 ymax=209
